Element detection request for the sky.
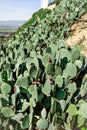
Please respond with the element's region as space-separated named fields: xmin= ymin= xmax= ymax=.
xmin=0 ymin=0 xmax=41 ymax=21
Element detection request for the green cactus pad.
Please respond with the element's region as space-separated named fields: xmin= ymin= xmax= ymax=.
xmin=22 ymin=115 xmax=29 ymax=129
xmin=1 ymin=83 xmax=11 ymax=94
xmin=67 ymin=104 xmax=77 ymax=116
xmin=15 ymin=77 xmax=29 ymax=88
xmin=55 ymin=89 xmax=66 ymax=100
xmin=71 ymin=49 xmax=80 ymax=62
xmin=46 ymin=63 xmax=54 ymax=75
xmin=41 ymin=108 xmax=47 ymax=119
xmin=63 ymin=63 xmax=77 ymax=79
xmin=55 ymin=75 xmax=63 ymax=88
xmin=42 ymin=80 xmax=51 ymax=96
xmin=1 ymin=107 xmax=14 ymax=117
xmin=37 ymin=119 xmax=48 ymax=130
xmin=79 ymin=103 xmax=87 ymax=119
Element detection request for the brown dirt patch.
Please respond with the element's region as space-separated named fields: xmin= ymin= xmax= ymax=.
xmin=66 ymin=13 xmax=87 ymax=56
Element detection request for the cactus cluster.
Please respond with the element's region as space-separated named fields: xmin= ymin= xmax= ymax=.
xmin=0 ymin=41 xmax=87 ymax=130
xmin=0 ymin=0 xmax=87 ymax=130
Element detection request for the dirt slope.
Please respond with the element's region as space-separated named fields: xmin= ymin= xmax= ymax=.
xmin=66 ymin=13 xmax=87 ymax=56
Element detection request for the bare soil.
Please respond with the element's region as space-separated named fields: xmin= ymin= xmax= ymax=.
xmin=66 ymin=13 xmax=87 ymax=57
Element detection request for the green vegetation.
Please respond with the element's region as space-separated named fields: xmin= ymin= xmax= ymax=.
xmin=81 ymin=127 xmax=87 ymax=130
xmin=48 ymin=0 xmax=62 ymax=6
xmin=17 ymin=8 xmax=52 ymax=33
xmin=55 ymin=0 xmax=62 ymax=5
xmin=0 ymin=0 xmax=87 ymax=130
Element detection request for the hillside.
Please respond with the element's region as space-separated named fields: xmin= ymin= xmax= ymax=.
xmin=66 ymin=13 xmax=87 ymax=56
xmin=8 ymin=0 xmax=87 ymax=52
xmin=16 ymin=8 xmax=52 ymax=34
xmin=0 ymin=9 xmax=51 ymax=41
xmin=0 ymin=0 xmax=87 ymax=130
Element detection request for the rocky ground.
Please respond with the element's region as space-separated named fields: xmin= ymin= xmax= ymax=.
xmin=66 ymin=13 xmax=87 ymax=57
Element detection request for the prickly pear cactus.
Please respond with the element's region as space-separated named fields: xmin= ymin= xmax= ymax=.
xmin=0 ymin=0 xmax=87 ymax=130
